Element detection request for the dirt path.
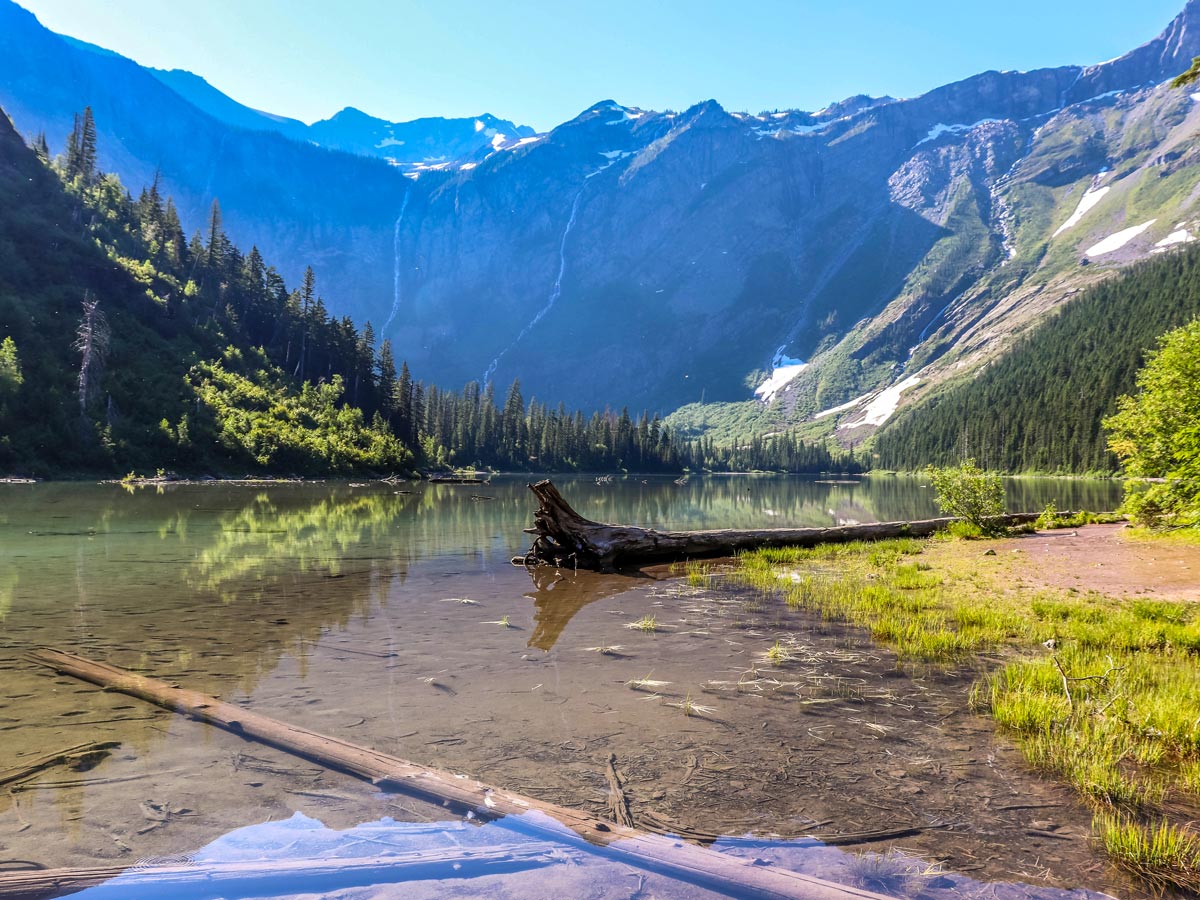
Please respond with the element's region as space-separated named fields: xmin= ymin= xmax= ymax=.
xmin=992 ymin=524 xmax=1200 ymax=601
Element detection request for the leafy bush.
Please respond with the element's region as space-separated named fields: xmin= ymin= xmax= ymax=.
xmin=927 ymin=458 xmax=1006 ymax=535
xmin=1105 ymin=318 xmax=1200 ymax=527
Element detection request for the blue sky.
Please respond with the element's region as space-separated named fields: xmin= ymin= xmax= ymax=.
xmin=17 ymin=0 xmax=1191 ymax=131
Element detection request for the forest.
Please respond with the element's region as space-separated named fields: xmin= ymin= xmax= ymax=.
xmin=873 ymin=246 xmax=1200 ymax=473
xmin=0 ymin=106 xmax=857 ymax=477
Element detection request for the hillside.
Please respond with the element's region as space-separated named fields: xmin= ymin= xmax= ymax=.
xmin=872 ymin=245 xmax=1200 ymax=472
xmin=0 ymin=107 xmax=411 ymax=476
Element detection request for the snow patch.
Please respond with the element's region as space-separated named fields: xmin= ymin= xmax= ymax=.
xmin=1154 ymin=229 xmax=1195 ymax=249
xmin=755 ymin=364 xmax=808 ymax=403
xmin=459 ymin=162 xmax=477 ymax=171
xmin=838 ymin=376 xmax=922 ymax=429
xmin=375 ymin=137 xmax=405 ymax=148
xmin=474 ymin=120 xmax=486 ymax=132
xmin=815 ymin=394 xmax=869 ymax=420
xmin=754 ymin=348 xmax=808 ymax=403
xmin=916 ymin=118 xmax=1003 ymax=146
xmin=1191 ymin=93 xmax=1200 ymax=103
xmin=1085 ymin=220 xmax=1156 ymax=257
xmin=1082 ymin=89 xmax=1125 ymax=103
xmin=1053 ymin=184 xmax=1110 ymax=237
xmin=604 ymin=104 xmax=642 ymax=125
xmin=490 ymin=133 xmax=507 ymax=149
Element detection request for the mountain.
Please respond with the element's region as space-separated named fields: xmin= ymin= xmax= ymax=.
xmin=147 ymin=67 xmax=537 ymax=168
xmin=306 ymin=107 xmax=536 ymax=167
xmin=147 ymin=66 xmax=311 ymax=140
xmin=3 ymin=0 xmax=1200 ymax=419
xmin=0 ymin=0 xmax=410 ymax=330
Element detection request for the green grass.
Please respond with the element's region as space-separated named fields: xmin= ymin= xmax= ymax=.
xmin=684 ymin=560 xmax=712 ymax=588
xmin=1097 ymin=816 xmax=1200 ymax=894
xmin=626 ymin=614 xmax=659 ymax=633
xmin=737 ymin=533 xmax=1200 ymax=893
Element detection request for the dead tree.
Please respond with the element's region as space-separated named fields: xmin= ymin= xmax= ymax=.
xmin=519 ymin=480 xmax=1041 ymax=571
xmin=74 ymin=291 xmax=109 ymax=414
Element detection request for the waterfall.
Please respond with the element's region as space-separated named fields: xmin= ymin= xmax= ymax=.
xmin=382 ymin=190 xmax=411 ymax=336
xmin=482 ymin=188 xmax=585 ymax=385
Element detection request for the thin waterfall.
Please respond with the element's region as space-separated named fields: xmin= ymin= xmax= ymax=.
xmin=382 ymin=190 xmax=411 ymax=336
xmin=482 ymin=187 xmax=584 ymax=385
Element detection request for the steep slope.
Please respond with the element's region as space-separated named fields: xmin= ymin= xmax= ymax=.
xmin=778 ymin=1 xmax=1200 ymax=436
xmin=148 ymin=67 xmax=311 ymax=140
xmin=871 ymin=245 xmax=1200 ymax=472
xmin=0 ymin=0 xmax=409 ymax=327
xmin=0 ymin=108 xmax=405 ymax=475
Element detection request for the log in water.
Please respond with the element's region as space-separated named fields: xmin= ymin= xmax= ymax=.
xmin=27 ymin=647 xmax=894 ymax=900
xmin=519 ymin=479 xmax=1043 ymax=570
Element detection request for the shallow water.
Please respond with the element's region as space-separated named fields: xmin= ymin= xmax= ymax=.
xmin=0 ymin=476 xmax=1134 ymax=898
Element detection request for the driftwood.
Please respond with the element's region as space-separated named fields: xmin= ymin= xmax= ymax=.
xmin=519 ymin=480 xmax=1043 ymax=571
xmin=0 ymin=845 xmax=569 ymax=900
xmin=27 ymin=648 xmax=893 ymax=900
xmin=0 ymin=740 xmax=120 ymax=788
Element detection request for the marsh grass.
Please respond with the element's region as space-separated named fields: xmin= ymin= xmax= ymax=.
xmin=683 ymin=560 xmax=713 ymax=587
xmin=1097 ymin=816 xmax=1200 ymax=893
xmin=626 ymin=673 xmax=671 ymax=691
xmin=668 ymin=692 xmax=716 ymax=717
xmin=844 ymin=849 xmax=942 ymax=895
xmin=737 ymin=534 xmax=1200 ymax=892
xmin=626 ymin=614 xmax=659 ymax=633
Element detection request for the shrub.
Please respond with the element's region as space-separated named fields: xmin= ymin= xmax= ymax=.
xmin=927 ymin=458 xmax=1006 ymax=535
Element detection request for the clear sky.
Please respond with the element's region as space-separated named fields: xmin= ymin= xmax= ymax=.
xmin=15 ymin=0 xmax=1192 ymax=132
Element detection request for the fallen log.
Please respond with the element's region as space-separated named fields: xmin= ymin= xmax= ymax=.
xmin=0 ymin=740 xmax=120 ymax=788
xmin=519 ymin=480 xmax=1044 ymax=571
xmin=0 ymin=844 xmax=569 ymax=900
xmin=27 ymin=648 xmax=892 ymax=900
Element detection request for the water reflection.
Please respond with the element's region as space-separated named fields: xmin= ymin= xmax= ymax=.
xmin=58 ymin=810 xmax=1120 ymax=900
xmin=524 ymin=568 xmax=653 ymax=651
xmin=0 ymin=475 xmax=1124 ymax=678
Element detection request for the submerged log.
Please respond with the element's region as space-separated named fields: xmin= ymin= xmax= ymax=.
xmin=520 ymin=480 xmax=1043 ymax=571
xmin=0 ymin=740 xmax=120 ymax=788
xmin=27 ymin=648 xmax=893 ymax=900
xmin=0 ymin=845 xmax=569 ymax=900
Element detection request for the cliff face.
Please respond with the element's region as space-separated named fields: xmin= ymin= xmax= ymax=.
xmin=3 ymin=0 xmax=1200 ymax=414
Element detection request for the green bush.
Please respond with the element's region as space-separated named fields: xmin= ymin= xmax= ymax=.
xmin=927 ymin=458 xmax=1006 ymax=535
xmin=1105 ymin=318 xmax=1200 ymax=527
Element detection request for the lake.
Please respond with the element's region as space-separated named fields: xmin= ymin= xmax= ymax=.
xmin=0 ymin=475 xmax=1132 ymax=899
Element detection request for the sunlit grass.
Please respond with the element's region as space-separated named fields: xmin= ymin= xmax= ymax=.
xmin=625 ymin=614 xmax=659 ymax=633
xmin=1096 ymin=816 xmax=1200 ymax=894
xmin=625 ymin=673 xmax=671 ymax=691
xmin=736 ymin=532 xmax=1200 ymax=890
xmin=684 ymin=560 xmax=712 ymax=587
